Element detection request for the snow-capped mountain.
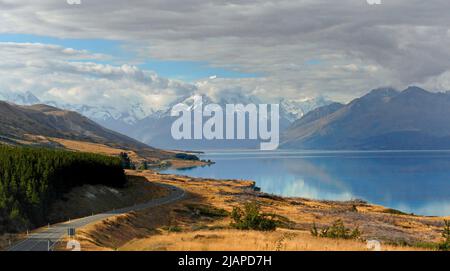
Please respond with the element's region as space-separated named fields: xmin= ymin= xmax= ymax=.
xmin=163 ymin=93 xmax=330 ymax=120
xmin=114 ymin=93 xmax=333 ymax=150
xmin=44 ymin=102 xmax=122 ymax=121
xmin=0 ymin=91 xmax=40 ymax=105
xmin=146 ymin=93 xmax=265 ymax=120
xmin=281 ymin=86 xmax=450 ymax=150
xmin=280 ymin=96 xmax=333 ymax=122
xmin=0 ymin=89 xmax=333 ymax=149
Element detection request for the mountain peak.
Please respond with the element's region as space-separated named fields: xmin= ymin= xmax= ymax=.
xmin=349 ymin=87 xmax=398 ymax=108
xmin=367 ymin=87 xmax=399 ymax=97
xmin=280 ymin=96 xmax=333 ymax=122
xmin=402 ymin=86 xmax=429 ymax=95
xmin=0 ymin=91 xmax=40 ymax=105
xmin=282 ymin=86 xmax=450 ymax=150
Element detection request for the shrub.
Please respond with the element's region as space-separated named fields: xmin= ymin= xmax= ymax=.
xmin=438 ymin=220 xmax=450 ymax=251
xmin=186 ymin=204 xmax=229 ymax=218
xmin=175 ymin=153 xmax=200 ymax=161
xmin=0 ymin=145 xmax=127 ymax=233
xmin=119 ymin=152 xmax=133 ymax=169
xmin=138 ymin=161 xmax=149 ymax=170
xmin=230 ymin=202 xmax=276 ymax=231
xmin=167 ymin=226 xmax=182 ymax=232
xmin=310 ymin=222 xmax=319 ymax=237
xmin=310 ymin=219 xmax=361 ymax=240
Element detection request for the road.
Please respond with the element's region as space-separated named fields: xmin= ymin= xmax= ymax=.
xmin=8 ymin=183 xmax=185 ymax=251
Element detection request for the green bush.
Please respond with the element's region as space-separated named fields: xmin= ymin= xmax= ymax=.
xmin=311 ymin=220 xmax=361 ymax=240
xmin=119 ymin=152 xmax=135 ymax=169
xmin=0 ymin=145 xmax=127 ymax=233
xmin=186 ymin=204 xmax=229 ymax=218
xmin=138 ymin=161 xmax=149 ymax=170
xmin=175 ymin=153 xmax=200 ymax=161
xmin=310 ymin=222 xmax=319 ymax=237
xmin=230 ymin=202 xmax=277 ymax=231
xmin=438 ymin=220 xmax=450 ymax=251
xmin=167 ymin=225 xmax=182 ymax=232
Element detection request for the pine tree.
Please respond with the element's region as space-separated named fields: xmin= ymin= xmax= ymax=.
xmin=0 ymin=145 xmax=127 ymax=233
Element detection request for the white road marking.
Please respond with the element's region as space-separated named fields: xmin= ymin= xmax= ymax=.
xmin=7 ymin=183 xmax=185 ymax=251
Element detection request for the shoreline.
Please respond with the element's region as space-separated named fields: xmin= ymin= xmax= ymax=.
xmin=159 ymin=169 xmax=443 ymax=218
xmin=2 ymin=146 xmax=448 ymax=251
xmin=163 ymin=158 xmax=443 ymax=218
xmin=63 ymin=170 xmax=449 ymax=251
xmin=3 ymin=169 xmax=447 ymax=251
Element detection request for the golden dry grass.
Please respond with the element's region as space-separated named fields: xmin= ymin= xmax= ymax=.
xmin=48 ymin=137 xmax=144 ymax=162
xmin=48 ymin=175 xmax=169 ymax=223
xmin=166 ymin=159 xmax=212 ymax=169
xmin=21 ymin=135 xmax=211 ymax=170
xmin=67 ymin=170 xmax=447 ymax=251
xmin=1 ymin=174 xmax=170 ymax=251
xmin=47 ymin=137 xmax=210 ymax=168
xmin=0 ymin=233 xmax=23 ymax=251
xmin=120 ymin=229 xmax=424 ymax=251
xmin=58 ymin=199 xmax=180 ymax=251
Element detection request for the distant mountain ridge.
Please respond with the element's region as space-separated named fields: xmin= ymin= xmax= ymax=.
xmin=119 ymin=94 xmax=333 ymax=150
xmin=281 ymin=87 xmax=450 ymax=150
xmin=0 ymin=101 xmax=171 ymax=159
xmin=0 ymin=91 xmax=332 ymax=150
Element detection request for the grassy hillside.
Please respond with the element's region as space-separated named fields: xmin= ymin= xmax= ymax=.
xmin=71 ymin=171 xmax=447 ymax=251
xmin=0 ymin=145 xmax=127 ymax=233
xmin=0 ymin=101 xmax=173 ymax=160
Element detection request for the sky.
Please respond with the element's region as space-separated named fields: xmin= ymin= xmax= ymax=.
xmin=1 ymin=0 xmax=450 ymax=111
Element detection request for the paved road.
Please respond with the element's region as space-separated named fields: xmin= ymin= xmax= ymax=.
xmin=8 ymin=183 xmax=185 ymax=251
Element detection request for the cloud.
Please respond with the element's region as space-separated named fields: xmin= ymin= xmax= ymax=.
xmin=0 ymin=42 xmax=196 ymax=112
xmin=1 ymin=1 xmax=450 ymax=101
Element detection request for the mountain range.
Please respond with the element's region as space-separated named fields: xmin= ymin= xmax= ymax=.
xmin=4 ymin=86 xmax=450 ymax=150
xmin=281 ymin=86 xmax=450 ymax=150
xmin=0 ymin=101 xmax=171 ymax=159
xmin=98 ymin=94 xmax=331 ymax=150
xmin=0 ymin=91 xmax=331 ymax=150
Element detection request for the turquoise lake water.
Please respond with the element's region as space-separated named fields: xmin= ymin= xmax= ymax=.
xmin=162 ymin=150 xmax=450 ymax=216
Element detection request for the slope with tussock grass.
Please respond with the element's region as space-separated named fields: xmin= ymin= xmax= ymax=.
xmin=60 ymin=170 xmax=449 ymax=251
xmin=120 ymin=229 xmax=426 ymax=251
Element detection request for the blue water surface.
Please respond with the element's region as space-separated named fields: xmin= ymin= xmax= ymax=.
xmin=162 ymin=150 xmax=450 ymax=216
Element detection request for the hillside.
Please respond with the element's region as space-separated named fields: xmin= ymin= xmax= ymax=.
xmin=281 ymin=87 xmax=450 ymax=150
xmin=0 ymin=145 xmax=127 ymax=233
xmin=0 ymin=101 xmax=171 ymax=159
xmin=0 ymin=91 xmax=333 ymax=150
xmin=64 ymin=170 xmax=447 ymax=251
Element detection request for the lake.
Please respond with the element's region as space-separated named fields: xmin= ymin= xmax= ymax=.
xmin=161 ymin=150 xmax=450 ymax=216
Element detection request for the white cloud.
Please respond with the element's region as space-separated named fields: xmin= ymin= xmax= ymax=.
xmin=1 ymin=1 xmax=450 ymax=102
xmin=0 ymin=42 xmax=195 ymax=112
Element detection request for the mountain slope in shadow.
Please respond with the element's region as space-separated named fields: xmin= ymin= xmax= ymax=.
xmin=281 ymin=87 xmax=450 ymax=150
xmin=0 ymin=101 xmax=171 ymax=158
